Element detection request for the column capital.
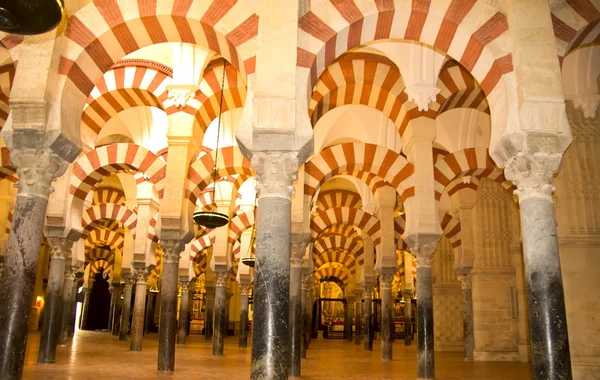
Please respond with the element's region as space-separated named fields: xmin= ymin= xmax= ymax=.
xmin=240 ymin=283 xmax=251 ymax=296
xmin=251 ymin=151 xmax=299 ymax=199
xmin=214 ymin=271 xmax=228 ymax=287
xmin=47 ymin=237 xmax=67 ymax=260
xmin=380 ymin=274 xmax=394 ymax=290
xmin=290 ymin=241 xmax=307 ymax=267
xmin=180 ymin=280 xmax=190 ymax=293
xmin=134 ymin=268 xmax=148 ymax=285
xmin=64 ymin=266 xmax=78 ymax=282
xmin=401 ymin=289 xmax=414 ymax=300
xmin=405 ymin=234 xmax=440 ymax=268
xmin=457 ymin=273 xmax=472 ymax=290
xmin=123 ymin=276 xmax=135 ymax=289
xmin=504 ymin=152 xmax=562 ymax=203
xmin=10 ymin=148 xmax=69 ymax=199
xmin=363 ymin=286 xmax=373 ymax=299
xmin=162 ymin=240 xmax=184 ymax=263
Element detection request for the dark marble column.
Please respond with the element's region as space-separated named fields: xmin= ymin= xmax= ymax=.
xmin=363 ymin=287 xmax=373 ymax=351
xmin=289 ymin=241 xmax=306 ymax=377
xmin=506 ymin=155 xmax=572 ymax=380
xmin=58 ymin=266 xmax=77 ymax=346
xmin=250 ymin=152 xmax=297 ymax=380
xmin=204 ymin=286 xmax=214 ymax=340
xmin=354 ymin=290 xmax=362 ymax=345
xmin=107 ymin=286 xmax=115 ymax=333
xmin=239 ymin=284 xmax=250 ymax=348
xmin=301 ymin=276 xmax=310 ymax=357
xmin=0 ymin=150 xmax=67 ymax=380
xmin=130 ymin=270 xmax=148 ymax=351
xmin=144 ymin=291 xmax=155 ymax=334
xmin=157 ymin=241 xmax=182 ymax=372
xmin=402 ymin=289 xmax=414 ymax=346
xmin=224 ymin=292 xmax=233 ymax=337
xmin=68 ymin=280 xmax=79 ymax=338
xmin=186 ymin=285 xmax=195 ymax=337
xmin=119 ymin=278 xmax=133 ymax=341
xmin=457 ymin=269 xmax=474 ymax=361
xmin=212 ymin=272 xmax=227 ymax=356
xmin=80 ymin=287 xmax=92 ymax=330
xmin=346 ymin=296 xmax=354 ymax=342
xmin=111 ymin=285 xmax=123 ymax=336
xmin=177 ymin=280 xmax=190 ymax=345
xmin=411 ymin=242 xmax=437 ymax=380
xmin=38 ymin=242 xmax=67 ymax=364
xmin=380 ymin=274 xmax=394 ymax=361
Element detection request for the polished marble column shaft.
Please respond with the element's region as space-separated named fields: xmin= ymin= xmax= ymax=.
xmin=289 ymin=242 xmax=305 ymax=377
xmin=354 ymin=294 xmax=362 ymax=345
xmin=157 ymin=242 xmax=181 ymax=372
xmin=457 ymin=270 xmax=474 ymax=361
xmin=130 ymin=271 xmax=148 ymax=351
xmin=380 ymin=274 xmax=393 ymax=361
xmin=212 ymin=273 xmax=227 ymax=356
xmin=204 ymin=286 xmax=214 ymax=340
xmin=416 ymin=252 xmax=435 ymax=379
xmin=111 ymin=285 xmax=123 ymax=336
xmin=346 ymin=296 xmax=354 ymax=342
xmin=58 ymin=267 xmax=77 ymax=346
xmin=177 ymin=281 xmax=190 ymax=345
xmin=119 ymin=279 xmax=133 ymax=341
xmin=80 ymin=287 xmax=91 ymax=330
xmin=239 ymin=284 xmax=250 ymax=348
xmin=402 ymin=289 xmax=414 ymax=346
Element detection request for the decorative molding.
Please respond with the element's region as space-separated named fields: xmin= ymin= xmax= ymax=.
xmin=166 ymin=83 xmax=199 ymax=108
xmin=380 ymin=274 xmax=394 ymax=290
xmin=252 ymin=152 xmax=298 ymax=199
xmin=404 ymin=85 xmax=441 ymax=112
xmin=570 ymin=96 xmax=599 ymax=120
xmin=504 ymin=152 xmax=562 ymax=203
xmin=457 ymin=273 xmax=472 ymax=290
xmin=10 ymin=148 xmax=68 ymax=199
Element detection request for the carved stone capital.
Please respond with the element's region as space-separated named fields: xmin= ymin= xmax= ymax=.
xmin=134 ymin=269 xmax=148 ymax=285
xmin=180 ymin=280 xmax=190 ymax=293
xmin=64 ymin=265 xmax=78 ymax=282
xmin=251 ymin=152 xmax=299 ymax=199
xmin=123 ymin=276 xmax=135 ymax=289
xmin=47 ymin=237 xmax=67 ymax=260
xmin=363 ymin=286 xmax=373 ymax=299
xmin=404 ymin=85 xmax=441 ymax=112
xmin=162 ymin=240 xmax=183 ymax=264
xmin=290 ymin=241 xmax=307 ymax=267
xmin=504 ymin=152 xmax=562 ymax=203
xmin=215 ymin=271 xmax=228 ymax=287
xmin=379 ymin=274 xmax=394 ymax=290
xmin=166 ymin=83 xmax=198 ymax=108
xmin=240 ymin=283 xmax=251 ymax=296
xmin=405 ymin=235 xmax=439 ymax=268
xmin=402 ymin=289 xmax=414 ymax=301
xmin=572 ymin=95 xmax=600 ymax=119
xmin=11 ymin=148 xmax=68 ymax=199
xmin=457 ymin=273 xmax=472 ymax=290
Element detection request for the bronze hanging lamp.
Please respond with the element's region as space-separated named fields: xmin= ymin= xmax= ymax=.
xmin=193 ymin=60 xmax=229 ymax=229
xmin=0 ymin=0 xmax=64 ymax=35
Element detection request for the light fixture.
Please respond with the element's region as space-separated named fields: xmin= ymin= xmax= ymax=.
xmin=193 ymin=59 xmax=229 ymax=229
xmin=0 ymin=0 xmax=64 ymax=35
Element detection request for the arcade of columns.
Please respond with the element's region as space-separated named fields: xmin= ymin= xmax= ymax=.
xmin=0 ymin=1 xmax=598 ymax=380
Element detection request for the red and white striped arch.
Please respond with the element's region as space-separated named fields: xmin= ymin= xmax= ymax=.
xmin=195 ymin=59 xmax=247 ymax=133
xmin=92 ymin=187 xmax=127 ymax=205
xmin=190 ymin=231 xmax=216 ymax=258
xmin=319 ymin=224 xmax=361 ymax=240
xmin=316 ymin=189 xmax=362 ymax=210
xmin=298 ymin=0 xmax=512 ymax=101
xmin=437 ymin=60 xmax=489 ymax=116
xmin=186 ymin=146 xmax=254 ymax=206
xmin=314 ymin=249 xmax=357 ymax=274
xmin=433 ymin=147 xmax=510 ymax=200
xmin=551 ymin=2 xmax=600 ymax=61
xmin=89 ymin=259 xmax=113 ymax=277
xmin=70 ymin=143 xmax=167 ymax=201
xmin=82 ymin=203 xmax=138 ymax=237
xmin=439 ymin=211 xmax=461 ymax=251
xmin=313 ymin=234 xmax=364 ymax=264
xmin=85 ymin=246 xmax=115 ymax=264
xmin=85 ymin=227 xmax=125 ymax=252
xmin=227 ymin=209 xmax=255 ymax=247
xmin=311 ymin=207 xmax=381 ymax=246
xmin=314 ymin=263 xmax=350 ymax=287
xmin=305 ymin=142 xmax=414 ymax=202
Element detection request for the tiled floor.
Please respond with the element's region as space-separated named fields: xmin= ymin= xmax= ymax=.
xmin=23 ymin=331 xmax=532 ymax=379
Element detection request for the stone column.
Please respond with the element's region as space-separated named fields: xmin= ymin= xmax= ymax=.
xmin=144 ymin=291 xmax=155 ymax=334
xmin=80 ymin=287 xmax=92 ymax=330
xmin=363 ymin=287 xmax=373 ymax=351
xmin=0 ymin=149 xmax=68 ymax=380
xmin=111 ymin=285 xmax=122 ymax=336
xmin=107 ymin=286 xmax=116 ymax=333
xmin=204 ymin=285 xmax=214 ymax=340
xmin=249 ymin=152 xmax=297 ymax=380
xmin=119 ymin=278 xmax=133 ymax=341
xmin=457 ymin=269 xmax=474 ymax=361
xmin=177 ymin=280 xmax=190 ymax=345
xmin=402 ymin=289 xmax=414 ymax=346
xmin=239 ymin=283 xmax=250 ymax=348
xmin=157 ymin=241 xmax=182 ymax=372
xmin=506 ymin=153 xmax=572 ymax=379
xmin=38 ymin=241 xmax=67 ymax=364
xmin=301 ymin=276 xmax=310 ymax=357
xmin=130 ymin=270 xmax=148 ymax=351
xmin=212 ymin=272 xmax=227 ymax=356
xmin=354 ymin=290 xmax=362 ymax=345
xmin=289 ymin=240 xmax=306 ymax=377
xmin=224 ymin=291 xmax=233 ymax=337
xmin=380 ymin=274 xmax=394 ymax=361
xmin=186 ymin=284 xmax=195 ymax=337
xmin=68 ymin=280 xmax=79 ymax=338
xmin=58 ymin=266 xmax=77 ymax=345
xmin=410 ymin=241 xmax=437 ymax=380
xmin=346 ymin=296 xmax=354 ymax=342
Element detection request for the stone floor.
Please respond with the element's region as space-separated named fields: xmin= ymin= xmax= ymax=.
xmin=23 ymin=331 xmax=532 ymax=379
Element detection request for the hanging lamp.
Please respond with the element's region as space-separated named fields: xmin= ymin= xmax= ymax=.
xmin=193 ymin=60 xmax=230 ymax=229
xmin=0 ymin=0 xmax=64 ymax=35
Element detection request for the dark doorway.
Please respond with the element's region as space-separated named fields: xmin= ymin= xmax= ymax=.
xmin=85 ymin=267 xmax=111 ymax=330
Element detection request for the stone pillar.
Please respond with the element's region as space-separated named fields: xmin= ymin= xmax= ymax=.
xmin=157 ymin=241 xmax=182 ymax=372
xmin=0 ymin=149 xmax=68 ymax=380
xmin=38 ymin=241 xmax=67 ymax=364
xmin=145 ymin=291 xmax=155 ymax=334
xmin=119 ymin=278 xmax=133 ymax=341
xmin=130 ymin=270 xmax=148 ymax=351
xmin=107 ymin=286 xmax=116 ymax=334
xmin=111 ymin=285 xmax=122 ymax=336
xmin=301 ymin=276 xmax=310 ymax=357
xmin=80 ymin=287 xmax=92 ymax=330
xmin=363 ymin=287 xmax=373 ymax=351
xmin=346 ymin=296 xmax=354 ymax=342
xmin=457 ymin=269 xmax=474 ymax=361
xmin=186 ymin=284 xmax=195 ymax=337
xmin=177 ymin=280 xmax=190 ymax=345
xmin=380 ymin=274 xmax=394 ymax=361
xmin=212 ymin=272 xmax=227 ymax=356
xmin=58 ymin=266 xmax=77 ymax=345
xmin=505 ymin=153 xmax=572 ymax=379
xmin=289 ymin=240 xmax=306 ymax=378
xmin=249 ymin=152 xmax=297 ymax=380
xmin=68 ymin=280 xmax=79 ymax=338
xmin=224 ymin=291 xmax=233 ymax=336
xmin=354 ymin=290 xmax=362 ymax=345
xmin=239 ymin=283 xmax=250 ymax=348
xmin=410 ymin=241 xmax=437 ymax=380
xmin=204 ymin=286 xmax=214 ymax=340
xmin=402 ymin=289 xmax=414 ymax=346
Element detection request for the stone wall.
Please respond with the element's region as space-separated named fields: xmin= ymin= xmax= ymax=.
xmin=555 ymin=103 xmax=600 ymax=379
